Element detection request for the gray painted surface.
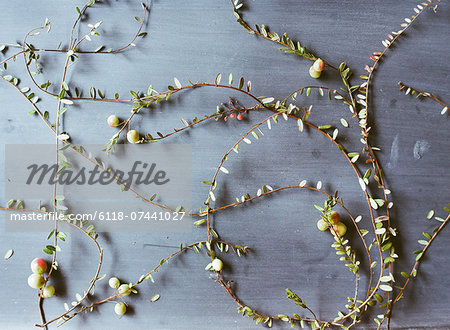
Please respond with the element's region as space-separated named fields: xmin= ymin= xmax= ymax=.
xmin=0 ymin=1 xmax=449 ymax=329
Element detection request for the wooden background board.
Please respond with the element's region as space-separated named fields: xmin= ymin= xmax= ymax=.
xmin=0 ymin=1 xmax=449 ymax=329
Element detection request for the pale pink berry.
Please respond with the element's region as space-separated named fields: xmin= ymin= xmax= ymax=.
xmin=313 ymin=58 xmax=325 ymax=72
xmin=309 ymin=66 xmax=321 ymax=79
xmin=107 ymin=115 xmax=120 ymax=127
xmin=317 ymin=219 xmax=328 ymax=231
xmin=28 ymin=274 xmax=45 ymax=289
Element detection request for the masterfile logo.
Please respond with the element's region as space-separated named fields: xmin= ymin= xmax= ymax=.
xmin=5 ymin=144 xmax=192 ymax=233
xmin=25 ymin=161 xmax=170 ymax=191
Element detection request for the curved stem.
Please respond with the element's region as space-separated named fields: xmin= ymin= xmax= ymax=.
xmin=0 ymin=49 xmax=27 ymax=66
xmin=398 ymin=81 xmax=449 ymax=109
xmin=282 ymin=85 xmax=351 ymax=105
xmin=143 ymin=106 xmax=259 ymax=142
xmin=35 ymin=220 xmax=104 ymax=328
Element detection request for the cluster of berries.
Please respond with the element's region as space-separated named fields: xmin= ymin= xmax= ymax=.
xmin=107 ymin=115 xmax=140 ymax=144
xmin=316 ymin=211 xmax=347 ymax=238
xmin=108 ymin=277 xmax=136 ymax=315
xmin=221 ymin=98 xmax=247 ymax=122
xmin=224 ymin=112 xmax=244 ymax=121
xmin=27 ymin=258 xmax=55 ymax=298
xmin=309 ymin=58 xmax=325 ymax=79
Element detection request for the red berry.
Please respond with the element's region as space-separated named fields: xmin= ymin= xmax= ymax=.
xmin=224 ymin=116 xmax=228 ymax=122
xmin=237 ymin=113 xmax=243 ymax=120
xmin=230 ymin=113 xmax=236 ymax=119
xmin=328 ymin=211 xmax=341 ymax=225
xmin=31 ymin=258 xmax=47 ymax=274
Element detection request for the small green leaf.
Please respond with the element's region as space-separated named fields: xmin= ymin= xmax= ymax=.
xmin=43 ymin=248 xmax=53 ymax=255
xmin=238 ymin=77 xmax=244 ymax=89
xmin=318 ymin=125 xmax=332 ymax=130
xmin=194 ymin=219 xmax=206 ymax=226
xmin=47 ymin=230 xmax=55 ymax=240
xmin=401 ymin=272 xmax=410 ymax=278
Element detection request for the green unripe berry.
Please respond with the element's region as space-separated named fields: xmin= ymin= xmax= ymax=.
xmin=109 ymin=277 xmax=120 ymax=289
xmin=333 ymin=222 xmax=347 ymax=238
xmin=107 ymin=115 xmax=120 ymax=127
xmin=317 ymin=219 xmax=329 ymax=231
xmin=127 ymin=130 xmax=139 ymax=144
xmin=118 ymin=284 xmax=131 ymax=296
xmin=313 ymin=58 xmax=325 ymax=72
xmin=28 ymin=273 xmax=45 ymax=289
xmin=309 ymin=66 xmax=321 ymax=79
xmin=211 ymin=258 xmax=223 ymax=272
xmin=31 ymin=258 xmax=47 ymax=274
xmin=114 ymin=302 xmax=127 ymax=316
xmin=42 ymin=285 xmax=55 ymax=298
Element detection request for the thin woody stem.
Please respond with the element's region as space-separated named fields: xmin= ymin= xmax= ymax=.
xmin=142 ymin=106 xmax=260 ymax=142
xmin=35 ymin=219 xmax=104 ymax=328
xmin=398 ymin=81 xmax=449 ymax=109
xmin=376 ymin=213 xmax=450 ymax=330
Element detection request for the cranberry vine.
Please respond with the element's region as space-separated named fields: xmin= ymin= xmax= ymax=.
xmin=0 ymin=0 xmax=448 ymax=329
